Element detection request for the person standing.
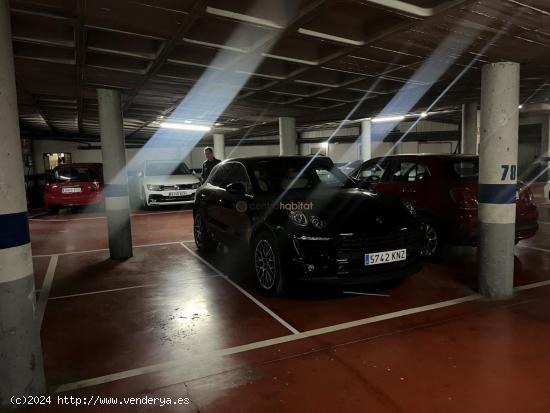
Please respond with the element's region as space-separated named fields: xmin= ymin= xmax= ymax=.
xmin=201 ymin=146 xmax=221 ymax=182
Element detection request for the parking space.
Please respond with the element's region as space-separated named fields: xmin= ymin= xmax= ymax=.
xmin=26 ymin=195 xmax=550 ymax=411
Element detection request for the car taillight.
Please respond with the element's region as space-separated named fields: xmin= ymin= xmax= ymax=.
xmin=518 ymin=182 xmax=533 ymax=205
xmin=44 ymin=183 xmax=51 ymax=193
xmin=91 ymin=181 xmax=101 ymax=191
xmin=450 ymin=187 xmax=478 ymax=210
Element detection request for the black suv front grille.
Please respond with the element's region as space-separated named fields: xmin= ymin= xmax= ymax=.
xmin=338 ymin=229 xmax=421 ymax=261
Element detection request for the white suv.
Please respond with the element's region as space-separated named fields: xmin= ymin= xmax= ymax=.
xmin=139 ymin=160 xmax=200 ymax=208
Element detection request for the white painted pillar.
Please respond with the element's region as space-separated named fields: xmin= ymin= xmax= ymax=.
xmin=461 ymin=102 xmax=478 ymax=154
xmin=97 ymin=89 xmax=133 ymax=260
xmin=213 ymin=133 xmax=225 ymax=160
xmin=279 ymin=117 xmax=297 ymax=155
xmin=360 ymin=119 xmax=372 ymax=161
xmin=478 ymin=62 xmax=520 ymax=298
xmin=0 ymin=1 xmax=46 ymax=405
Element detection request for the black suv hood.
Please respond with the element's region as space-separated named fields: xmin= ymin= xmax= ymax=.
xmin=255 ymin=187 xmax=417 ymax=234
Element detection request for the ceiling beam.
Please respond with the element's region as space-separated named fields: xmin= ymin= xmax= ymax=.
xmin=121 ymin=0 xmax=210 ymax=113
xmin=125 ymin=0 xmax=332 ymax=141
xmin=239 ymin=0 xmax=475 ymax=104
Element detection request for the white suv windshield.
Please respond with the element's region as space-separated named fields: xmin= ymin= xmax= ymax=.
xmin=145 ymin=162 xmax=190 ymax=176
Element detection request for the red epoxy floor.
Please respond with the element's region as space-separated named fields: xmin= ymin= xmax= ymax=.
xmin=24 ymin=199 xmax=550 ymax=412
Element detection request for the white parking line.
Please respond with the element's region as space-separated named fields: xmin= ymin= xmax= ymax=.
xmin=29 ymin=210 xmax=192 ymax=222
xmin=516 ymin=244 xmax=550 ymax=253
xmin=179 ymin=242 xmax=300 ymax=335
xmin=36 ymin=254 xmax=58 ymax=328
xmin=48 ymin=275 xmax=221 ymax=300
xmin=515 ymin=279 xmax=550 ymax=291
xmin=32 ymin=240 xmax=194 ymax=258
xmin=50 ymin=278 xmax=550 ymax=394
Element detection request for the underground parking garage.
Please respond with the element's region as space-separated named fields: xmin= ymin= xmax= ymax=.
xmin=2 ymin=0 xmax=550 ymax=411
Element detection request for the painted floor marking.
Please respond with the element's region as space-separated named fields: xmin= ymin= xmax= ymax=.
xmin=179 ymin=242 xmax=300 ymax=335
xmin=50 ymin=278 xmax=550 ymax=394
xmin=29 ymin=209 xmax=192 ymax=222
xmin=32 ymin=240 xmax=194 ymax=258
xmin=517 ymin=244 xmax=550 ymax=253
xmin=48 ymin=275 xmax=221 ymax=300
xmin=36 ymin=254 xmax=58 ymax=328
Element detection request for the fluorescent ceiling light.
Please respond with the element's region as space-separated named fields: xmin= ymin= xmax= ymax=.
xmin=295 ymin=79 xmax=338 ymax=88
xmin=262 ymin=53 xmax=318 ymax=66
xmin=320 ymin=141 xmax=329 ymax=148
xmin=206 ymin=6 xmax=284 ymax=29
xmin=183 ymin=38 xmax=247 ymax=53
xmin=518 ymin=104 xmax=524 ymax=109
xmin=160 ymin=122 xmax=211 ymax=132
xmin=420 ymin=112 xmax=428 ymax=118
xmin=371 ymin=115 xmax=405 ymax=123
xmin=298 ymin=28 xmax=365 ymax=46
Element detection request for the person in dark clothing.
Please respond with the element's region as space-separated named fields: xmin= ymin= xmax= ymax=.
xmin=201 ymin=146 xmax=221 ymax=182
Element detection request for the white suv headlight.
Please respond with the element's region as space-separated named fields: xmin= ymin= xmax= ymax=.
xmin=147 ymin=184 xmax=161 ymax=191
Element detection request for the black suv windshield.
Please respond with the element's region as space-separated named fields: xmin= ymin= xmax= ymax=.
xmin=251 ymin=158 xmax=353 ymax=193
xmin=145 ymin=162 xmax=191 ymax=176
xmin=50 ymin=166 xmax=98 ymax=183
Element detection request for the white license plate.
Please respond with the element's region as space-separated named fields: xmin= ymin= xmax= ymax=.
xmin=365 ymin=249 xmax=406 ymax=266
xmin=168 ymin=191 xmax=190 ymax=197
xmin=62 ymin=187 xmax=82 ymax=194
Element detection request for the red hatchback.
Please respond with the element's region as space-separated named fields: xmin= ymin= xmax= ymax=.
xmin=44 ymin=163 xmax=104 ymax=213
xmin=351 ymin=154 xmax=539 ymax=258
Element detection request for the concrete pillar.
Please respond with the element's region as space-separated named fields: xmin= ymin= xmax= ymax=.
xmin=0 ymin=1 xmax=46 ymax=405
xmin=360 ymin=119 xmax=372 ymax=161
xmin=213 ymin=133 xmax=225 ymax=160
xmin=461 ymin=102 xmax=478 ymax=154
xmin=97 ymin=89 xmax=133 ymax=260
xmin=279 ymin=117 xmax=297 ymax=155
xmin=478 ymin=62 xmax=520 ymax=298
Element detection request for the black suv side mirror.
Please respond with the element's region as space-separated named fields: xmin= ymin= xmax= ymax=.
xmin=226 ymin=182 xmax=245 ymax=195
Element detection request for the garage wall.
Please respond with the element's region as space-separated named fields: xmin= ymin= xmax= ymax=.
xmin=32 ymin=140 xmax=100 ymax=174
xmin=32 ymin=140 xmax=198 ymax=174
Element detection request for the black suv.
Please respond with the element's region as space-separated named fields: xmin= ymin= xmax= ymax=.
xmin=193 ymin=156 xmax=423 ymax=296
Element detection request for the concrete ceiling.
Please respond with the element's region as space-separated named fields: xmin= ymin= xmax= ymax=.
xmin=11 ymin=0 xmax=550 ymax=143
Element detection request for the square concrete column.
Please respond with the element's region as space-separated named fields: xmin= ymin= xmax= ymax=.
xmin=0 ymin=1 xmax=46 ymax=405
xmin=213 ymin=133 xmax=225 ymax=160
xmin=279 ymin=117 xmax=297 ymax=155
xmin=97 ymin=89 xmax=133 ymax=260
xmin=360 ymin=119 xmax=372 ymax=161
xmin=478 ymin=62 xmax=520 ymax=298
xmin=461 ymin=102 xmax=478 ymax=154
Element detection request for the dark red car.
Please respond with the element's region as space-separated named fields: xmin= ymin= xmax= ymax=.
xmin=351 ymin=154 xmax=539 ymax=258
xmin=44 ymin=163 xmax=104 ymax=213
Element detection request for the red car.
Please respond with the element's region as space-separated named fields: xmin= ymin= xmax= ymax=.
xmin=351 ymin=154 xmax=539 ymax=258
xmin=44 ymin=163 xmax=104 ymax=213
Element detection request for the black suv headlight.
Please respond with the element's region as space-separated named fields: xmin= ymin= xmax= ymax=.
xmin=288 ymin=211 xmax=327 ymax=228
xmin=310 ymin=216 xmax=327 ymax=229
xmin=401 ymin=200 xmax=416 ymax=217
xmin=288 ymin=210 xmax=308 ymax=227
